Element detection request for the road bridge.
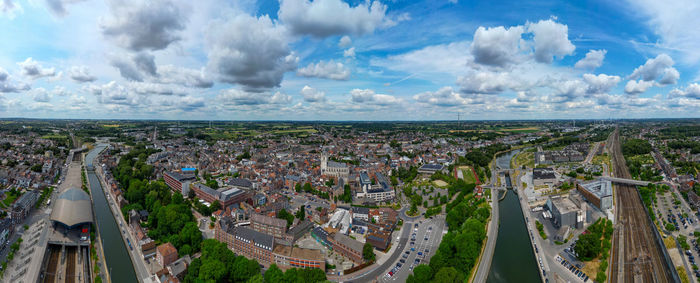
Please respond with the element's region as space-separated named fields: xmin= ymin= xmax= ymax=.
xmin=600 ymin=176 xmax=650 ymax=186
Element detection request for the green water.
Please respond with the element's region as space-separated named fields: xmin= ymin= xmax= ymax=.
xmin=487 ymin=150 xmax=541 ymax=283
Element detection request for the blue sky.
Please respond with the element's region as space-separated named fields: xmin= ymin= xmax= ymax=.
xmin=0 ymin=0 xmax=698 ymax=120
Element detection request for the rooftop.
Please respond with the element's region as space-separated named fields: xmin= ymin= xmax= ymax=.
xmin=50 ymin=187 xmax=93 ymax=228
xmin=533 ymin=167 xmax=556 ymax=180
xmin=579 ymin=179 xmax=613 ymax=198
xmin=550 ymin=196 xmax=580 ymax=214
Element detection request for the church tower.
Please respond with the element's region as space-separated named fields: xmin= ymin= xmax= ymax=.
xmin=320 ymin=151 xmax=328 ymax=173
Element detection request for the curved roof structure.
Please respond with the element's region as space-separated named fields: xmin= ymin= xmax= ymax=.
xmin=50 ymin=187 xmax=93 ymax=228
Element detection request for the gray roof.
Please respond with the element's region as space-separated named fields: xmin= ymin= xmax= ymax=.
xmin=351 ymin=206 xmax=369 ymax=215
xmin=327 ymin=160 xmax=348 ymax=168
xmin=580 ymin=179 xmax=613 ymax=198
xmin=165 ymin=171 xmax=195 ymax=182
xmin=251 ymin=213 xmax=287 ymax=229
xmin=50 ymin=188 xmax=93 ymax=228
xmin=235 ymin=226 xmax=274 ymax=251
xmin=333 ymin=233 xmax=363 ymax=253
xmin=228 ymin=178 xmax=253 ymax=188
xmin=193 ymin=183 xmax=220 ymax=199
xmin=533 ymin=168 xmax=556 ymax=180
xmin=419 ymin=164 xmax=444 ymax=171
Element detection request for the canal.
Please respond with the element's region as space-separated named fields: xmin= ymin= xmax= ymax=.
xmin=487 ymin=149 xmax=541 ymax=283
xmin=86 ymin=144 xmax=138 ymax=283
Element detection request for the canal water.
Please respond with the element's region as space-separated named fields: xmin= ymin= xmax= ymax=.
xmin=487 ymin=150 xmax=541 ymax=283
xmin=86 ymin=145 xmax=138 ymax=283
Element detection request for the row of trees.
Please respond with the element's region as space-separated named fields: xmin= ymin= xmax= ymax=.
xmin=294 ymin=182 xmax=330 ymax=200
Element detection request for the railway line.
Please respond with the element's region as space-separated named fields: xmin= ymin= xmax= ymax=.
xmin=66 ymin=246 xmax=76 ymax=283
xmin=43 ymin=245 xmax=60 ymax=283
xmin=609 ymin=129 xmax=674 ymax=283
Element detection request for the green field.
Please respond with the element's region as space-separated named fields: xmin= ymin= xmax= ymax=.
xmin=513 ymin=151 xmax=535 ymax=168
xmin=458 ymin=166 xmax=478 ymax=184
xmin=2 ymin=192 xmax=21 ymax=207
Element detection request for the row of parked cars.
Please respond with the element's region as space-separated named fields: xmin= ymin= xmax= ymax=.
xmin=687 ymin=238 xmax=700 ymax=278
xmin=555 ymin=255 xmax=589 ymax=282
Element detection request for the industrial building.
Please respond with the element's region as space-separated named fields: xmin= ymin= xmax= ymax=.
xmin=545 ymin=196 xmax=585 ymax=229
xmin=577 ymin=179 xmax=613 ymax=210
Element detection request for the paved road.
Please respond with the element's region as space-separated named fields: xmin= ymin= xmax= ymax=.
xmin=340 ymin=222 xmax=411 ymax=282
xmin=473 ymin=187 xmax=500 ymax=283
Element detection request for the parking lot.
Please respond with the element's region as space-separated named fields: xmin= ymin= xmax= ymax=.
xmin=555 ymin=254 xmax=591 ymax=282
xmin=380 ymin=215 xmax=446 ymax=282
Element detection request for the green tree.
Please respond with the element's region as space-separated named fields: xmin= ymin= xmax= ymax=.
xmin=296 ymin=206 xmax=305 ymax=220
xmin=277 ymin=209 xmax=295 ymax=227
xmin=363 ymin=243 xmax=375 ymax=262
xmin=407 ymin=264 xmax=433 ymax=283
xmin=263 ymin=264 xmax=284 ymax=283
xmin=433 ymin=267 xmax=463 ymax=283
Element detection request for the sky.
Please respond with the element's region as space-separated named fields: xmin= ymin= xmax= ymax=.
xmin=0 ymin=0 xmax=699 ymax=120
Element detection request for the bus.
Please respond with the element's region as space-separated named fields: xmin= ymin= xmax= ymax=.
xmin=46 ymin=199 xmax=51 ymax=206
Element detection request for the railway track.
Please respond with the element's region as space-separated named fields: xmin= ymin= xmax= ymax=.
xmin=66 ymin=246 xmax=76 ymax=283
xmin=609 ymin=129 xmax=674 ymax=283
xmin=43 ymin=246 xmax=60 ymax=283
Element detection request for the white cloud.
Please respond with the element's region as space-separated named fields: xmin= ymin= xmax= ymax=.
xmin=457 ymin=71 xmax=510 ymax=94
xmin=373 ymin=41 xmax=470 ymax=75
xmin=300 ymin=85 xmax=326 ymax=102
xmin=624 ymin=79 xmax=654 ymax=94
xmin=668 ymin=83 xmax=700 ymax=99
xmin=297 ymin=60 xmax=350 ymax=80
xmin=217 ymin=88 xmax=292 ymax=106
xmin=156 ymin=65 xmax=213 ymax=88
xmin=0 ymin=67 xmax=29 ymax=93
xmin=628 ymin=53 xmax=679 ymax=85
xmin=471 ymin=25 xmax=524 ymax=67
xmin=413 ymin=86 xmax=476 ymax=106
xmin=68 ymin=66 xmax=97 ymax=83
xmin=101 ymin=0 xmax=187 ymax=52
xmin=626 ymin=0 xmax=700 ymax=64
xmin=32 ymin=88 xmax=51 ymax=102
xmin=279 ymin=0 xmax=391 ymax=37
xmin=350 ymin=89 xmax=401 ymax=105
xmin=575 ymin=49 xmax=607 ymax=70
xmin=344 ymin=47 xmax=356 ymax=58
xmin=526 ymin=19 xmax=575 ymax=63
xmin=207 ymin=13 xmax=297 ymax=91
xmin=338 ymin=35 xmax=352 ymax=48
xmin=582 ymin=73 xmax=620 ymax=94
xmin=17 ymin=58 xmax=56 ymax=79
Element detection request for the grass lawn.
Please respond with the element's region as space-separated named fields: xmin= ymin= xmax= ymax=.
xmin=581 ymin=259 xmax=600 ymax=279
xmin=514 ymin=151 xmax=535 ymax=168
xmin=2 ymin=192 xmax=20 ymax=207
xmin=458 ymin=166 xmax=477 ymax=184
xmin=627 ymin=153 xmax=655 ymax=165
xmin=432 ymin=180 xmax=448 ymax=187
